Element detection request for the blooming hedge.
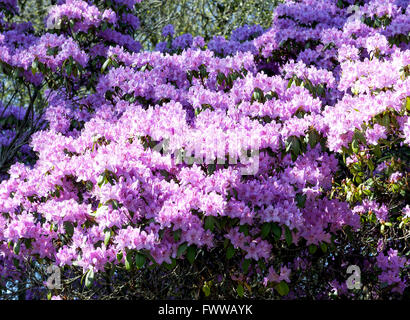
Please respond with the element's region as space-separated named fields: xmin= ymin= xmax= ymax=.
xmin=0 ymin=0 xmax=409 ymax=299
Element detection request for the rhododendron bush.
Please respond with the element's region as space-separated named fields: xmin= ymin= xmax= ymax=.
xmin=0 ymin=0 xmax=409 ymax=300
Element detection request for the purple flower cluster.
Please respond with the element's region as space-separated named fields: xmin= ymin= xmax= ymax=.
xmin=0 ymin=0 xmax=18 ymax=14
xmin=0 ymin=31 xmax=88 ymax=77
xmin=376 ymin=248 xmax=408 ymax=294
xmin=47 ymin=0 xmax=109 ymax=32
xmin=161 ymin=24 xmax=174 ymax=38
xmin=156 ymin=24 xmax=263 ymax=57
xmin=0 ymin=0 xmax=408 ymax=298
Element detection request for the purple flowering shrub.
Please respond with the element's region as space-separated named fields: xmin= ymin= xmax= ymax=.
xmin=0 ymin=0 xmax=409 ymax=299
xmin=156 ymin=23 xmax=263 ymax=56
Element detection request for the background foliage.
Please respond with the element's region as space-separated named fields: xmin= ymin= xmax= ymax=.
xmin=0 ymin=0 xmax=408 ymax=301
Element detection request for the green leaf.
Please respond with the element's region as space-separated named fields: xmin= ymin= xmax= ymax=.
xmin=374 ymin=145 xmax=382 ymax=157
xmin=23 ymin=239 xmax=32 ymax=250
xmin=72 ymin=65 xmax=78 ymax=78
xmin=286 ymin=136 xmax=301 ymax=157
xmin=177 ymin=243 xmax=188 ymax=258
xmin=173 ymin=229 xmax=182 ymax=242
xmin=295 ymin=193 xmax=307 ymax=208
xmin=13 ymin=240 xmax=21 ymax=255
xmin=104 ymin=230 xmax=111 ymax=246
xmin=354 ymin=131 xmax=367 ymax=145
xmin=46 ymin=47 xmax=59 ymax=57
xmin=110 ymin=199 xmax=120 ymax=210
xmin=207 ymin=164 xmax=216 ymax=175
xmin=232 ymin=188 xmax=238 ymax=199
xmin=85 ymin=269 xmax=95 ymax=288
xmin=320 ymin=242 xmax=328 ymax=253
xmin=252 ymin=87 xmax=264 ymax=103
xmin=143 ymin=251 xmax=157 ymax=266
xmin=12 ymin=257 xmax=19 ymax=269
xmin=261 ymin=223 xmax=271 ymax=239
xmin=186 ymin=245 xmax=196 ymax=264
xmin=101 ymin=58 xmax=111 ymax=73
xmin=66 ymin=62 xmax=72 ymax=77
xmin=271 ymin=223 xmax=282 ymax=240
xmin=368 ymin=160 xmax=375 ymax=172
xmin=135 ymin=252 xmax=146 ymax=269
xmin=31 ymin=60 xmax=38 ymax=75
xmin=287 ymin=77 xmax=293 ymax=88
xmin=237 ymin=283 xmax=244 ymax=297
xmin=239 ymin=224 xmax=249 ymax=236
xmin=226 ymin=244 xmax=235 ymax=260
xmin=97 ymin=174 xmax=107 ymax=187
xmin=308 ymin=131 xmax=320 ymax=148
xmin=258 ymin=259 xmax=266 ymax=271
xmin=202 ymin=284 xmax=211 ymax=297
xmin=63 ymin=221 xmax=74 ymax=237
xmin=275 ymin=281 xmax=290 ymax=296
xmin=381 ymin=114 xmax=390 ymax=127
xmin=217 ymin=72 xmax=226 ymax=85
xmin=352 ymin=138 xmax=359 ymax=154
xmin=363 ymin=188 xmax=372 ymax=196
xmin=199 ymin=64 xmax=208 ymax=79
xmin=164 ymin=258 xmax=176 ymax=270
xmin=223 ymin=238 xmax=229 ymax=249
xmin=125 ymin=251 xmax=133 ymax=270
xmin=204 ymin=216 xmax=216 ymax=231
xmin=284 ymin=226 xmax=292 ymax=246
xmin=242 ymin=259 xmax=251 ymax=274
xmin=344 ymin=226 xmax=354 ymax=241
xmin=285 ymin=138 xmax=293 ymax=153
xmin=309 ymin=244 xmax=318 ymax=254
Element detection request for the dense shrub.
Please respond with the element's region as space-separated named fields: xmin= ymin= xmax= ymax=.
xmin=0 ymin=0 xmax=409 ymax=300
